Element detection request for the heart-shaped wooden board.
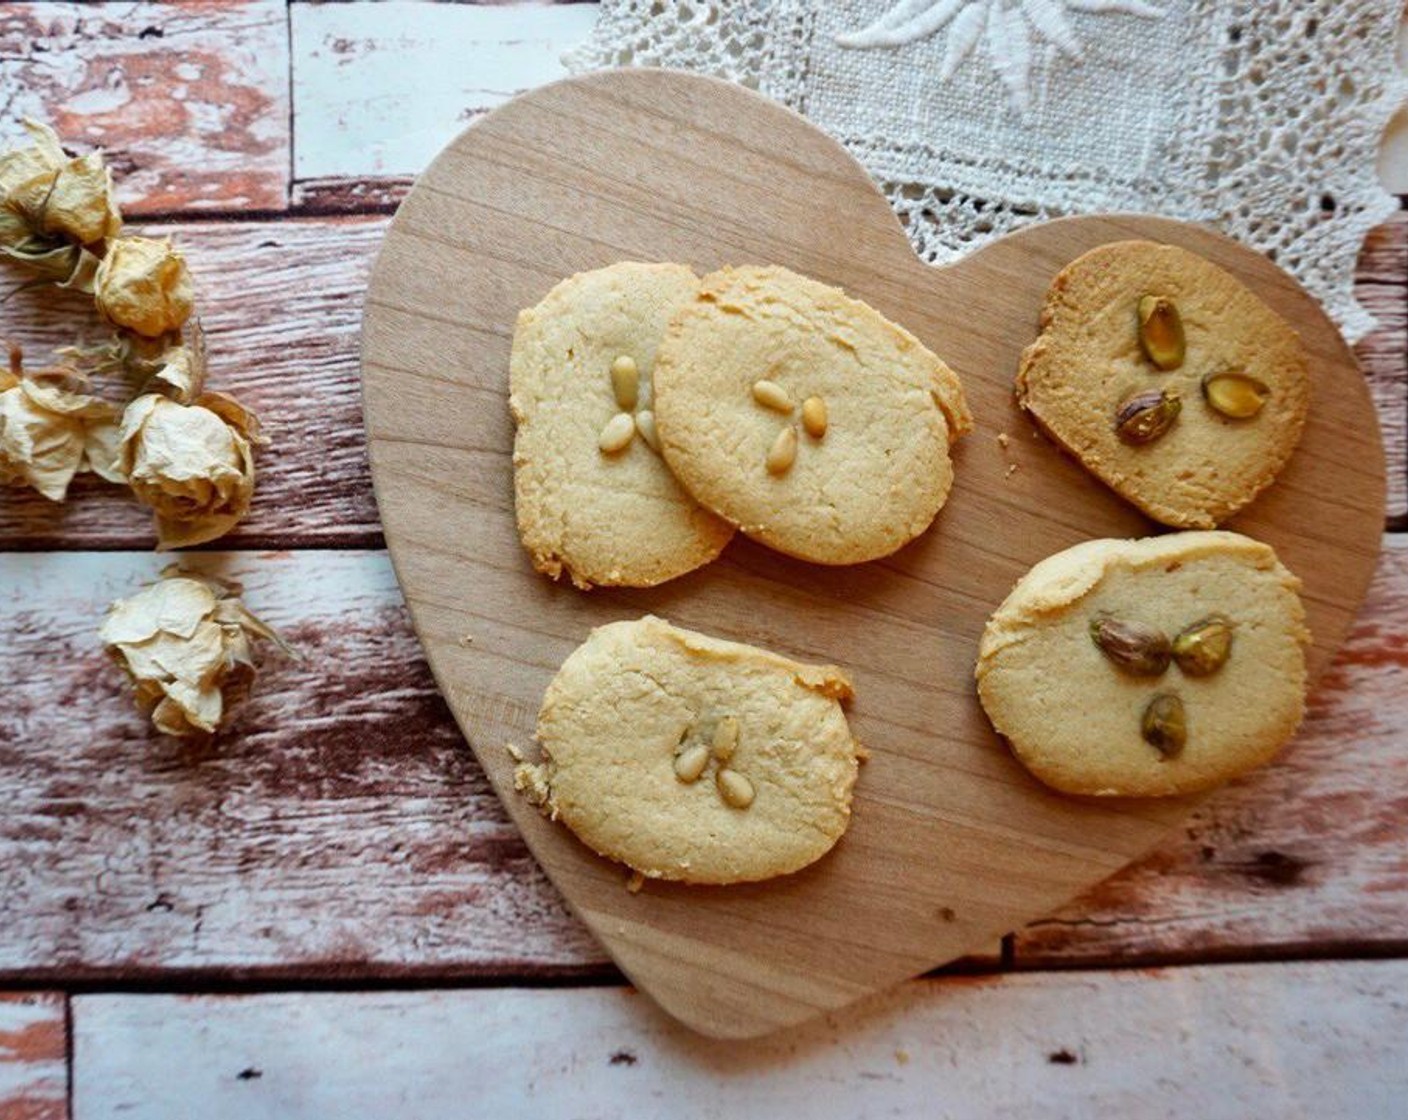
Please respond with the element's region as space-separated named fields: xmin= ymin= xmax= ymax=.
xmin=361 ymin=70 xmax=1384 ymax=1038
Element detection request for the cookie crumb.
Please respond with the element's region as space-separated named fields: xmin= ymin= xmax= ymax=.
xmin=626 ymin=870 xmax=646 ymax=893
xmin=459 ymin=633 xmax=475 ymax=647
xmin=1005 ymin=463 xmax=1019 ymax=478
xmin=894 ymin=1048 xmax=910 ymax=1066
xmin=855 ymin=743 xmax=871 ymax=762
xmin=508 ymin=744 xmax=553 ymax=810
xmin=996 ymin=431 xmax=1010 ymax=449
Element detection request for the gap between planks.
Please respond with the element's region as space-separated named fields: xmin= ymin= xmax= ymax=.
xmin=0 ymin=542 xmax=1404 ymax=980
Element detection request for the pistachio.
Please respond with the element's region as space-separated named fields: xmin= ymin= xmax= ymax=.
xmin=716 ymin=768 xmax=755 ymax=809
xmin=610 ymin=355 xmax=639 ymax=411
xmin=1137 ymin=295 xmax=1185 ymax=370
xmin=801 ymin=395 xmax=828 ymax=439
xmin=597 ymin=411 xmax=636 ymax=454
xmin=711 ymin=715 xmax=739 ymax=765
xmin=766 ymin=425 xmax=798 ymax=475
xmin=1172 ymin=615 xmax=1233 ymax=676
xmin=1090 ymin=616 xmax=1172 ymax=676
xmin=673 ymin=744 xmax=710 ymax=783
xmin=1141 ymin=693 xmax=1187 ymax=757
xmin=635 ymin=408 xmax=660 ymax=452
xmin=1115 ymin=388 xmax=1181 ymax=445
xmin=1202 ymin=369 xmax=1269 ymax=419
xmin=752 ymin=379 xmax=793 ymax=413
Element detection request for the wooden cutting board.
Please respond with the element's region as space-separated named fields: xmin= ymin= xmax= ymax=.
xmin=360 ymin=70 xmax=1384 ymax=1038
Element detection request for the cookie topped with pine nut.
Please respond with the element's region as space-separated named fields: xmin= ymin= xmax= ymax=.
xmin=509 ymin=262 xmax=735 ymax=589
xmin=651 ymin=265 xmax=972 ymax=565
xmin=975 ymin=531 xmax=1310 ymax=798
xmin=1016 ymin=241 xmax=1310 ymax=528
xmin=511 ymin=615 xmax=862 ymax=885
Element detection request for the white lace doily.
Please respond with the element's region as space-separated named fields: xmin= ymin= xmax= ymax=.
xmin=565 ymin=0 xmax=1406 ymax=342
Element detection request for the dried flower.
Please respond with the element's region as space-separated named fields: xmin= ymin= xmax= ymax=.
xmin=0 ymin=119 xmax=67 ymax=251
xmin=94 ymin=236 xmax=193 ymax=338
xmin=0 ymin=344 xmax=123 ymax=500
xmin=1 ymin=120 xmax=120 ymax=283
xmin=99 ymin=567 xmax=291 ymax=737
xmin=118 ymin=390 xmax=263 ymax=548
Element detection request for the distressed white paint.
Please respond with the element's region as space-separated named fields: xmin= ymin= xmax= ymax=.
xmin=0 ymin=993 xmax=66 ymax=1116
xmin=73 ymin=962 xmax=1408 ymax=1119
xmin=290 ymin=1 xmax=600 ymax=179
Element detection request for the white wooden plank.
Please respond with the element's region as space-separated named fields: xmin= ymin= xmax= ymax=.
xmin=0 ymin=541 xmax=1406 ymax=977
xmin=0 ymin=993 xmax=67 ymax=1120
xmin=0 ymin=549 xmax=603 ymax=978
xmin=73 ymin=962 xmax=1408 ymax=1119
xmin=290 ymin=1 xmax=599 ymax=181
xmin=0 ymin=1 xmax=290 ymax=213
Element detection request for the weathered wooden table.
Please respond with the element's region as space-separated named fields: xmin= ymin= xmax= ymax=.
xmin=1 ymin=4 xmax=1405 ymax=1116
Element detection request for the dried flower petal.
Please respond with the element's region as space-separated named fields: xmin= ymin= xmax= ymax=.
xmin=39 ymin=151 xmax=121 ymax=244
xmin=118 ymin=390 xmax=264 ymax=548
xmin=1 ymin=121 xmax=120 ymax=253
xmin=94 ymin=236 xmax=193 ymax=338
xmin=100 ymin=568 xmax=291 ymax=737
xmin=0 ymin=362 xmax=120 ymax=501
xmin=0 ymin=120 xmax=65 ymax=251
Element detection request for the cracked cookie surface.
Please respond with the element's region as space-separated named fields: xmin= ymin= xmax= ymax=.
xmin=976 ymin=531 xmax=1309 ymax=797
xmin=652 ymin=265 xmax=971 ymax=565
xmin=1016 ymin=241 xmax=1310 ymax=528
xmin=514 ymin=615 xmax=861 ymax=885
xmin=509 ymin=262 xmax=735 ymax=589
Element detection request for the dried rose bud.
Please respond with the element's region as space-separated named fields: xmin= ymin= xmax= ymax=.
xmin=38 ymin=150 xmax=121 ymax=244
xmin=94 ymin=236 xmax=194 ymax=338
xmin=1 ymin=120 xmax=120 ymax=254
xmin=0 ymin=349 xmax=123 ymax=501
xmin=0 ymin=119 xmax=67 ymax=251
xmin=118 ymin=390 xmax=264 ymax=548
xmin=99 ymin=567 xmax=292 ymax=737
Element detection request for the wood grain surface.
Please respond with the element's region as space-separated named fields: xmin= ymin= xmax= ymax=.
xmin=0 ymin=212 xmax=1398 ymax=552
xmin=0 ymin=1 xmax=289 ymax=214
xmin=0 ymin=543 xmax=1402 ymax=981
xmin=361 ymin=69 xmax=1383 ymax=1036
xmin=0 ymin=993 xmax=67 ymax=1120
xmin=73 ymin=962 xmax=1408 ymax=1120
xmin=1 ymin=0 xmax=1405 ymax=1095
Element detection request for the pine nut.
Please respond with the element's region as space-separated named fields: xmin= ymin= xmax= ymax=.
xmin=801 ymin=396 xmax=828 ymax=439
xmin=673 ymin=744 xmax=710 ymax=783
xmin=635 ymin=409 xmax=660 ymax=452
xmin=598 ymin=411 xmax=636 ymax=453
xmin=752 ymin=379 xmax=793 ymax=413
xmin=711 ymin=716 xmax=739 ymax=765
xmin=765 ymin=425 xmax=798 ymax=475
xmin=716 ymin=768 xmax=755 ymax=809
xmin=610 ymin=355 xmax=639 ymax=411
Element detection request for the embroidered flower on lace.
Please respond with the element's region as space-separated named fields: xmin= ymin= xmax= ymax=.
xmin=566 ymin=1 xmax=1407 ymax=342
xmin=837 ymin=1 xmax=1165 ymax=114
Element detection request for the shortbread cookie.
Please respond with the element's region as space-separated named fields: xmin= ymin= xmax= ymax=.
xmin=652 ymin=265 xmax=972 ymax=565
xmin=509 ymin=263 xmax=735 ymax=589
xmin=975 ymin=531 xmax=1309 ymax=797
xmin=513 ymin=615 xmax=861 ymax=884
xmin=1017 ymin=241 xmax=1310 ymax=528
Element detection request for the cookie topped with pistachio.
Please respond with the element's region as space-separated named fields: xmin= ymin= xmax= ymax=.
xmin=975 ymin=531 xmax=1309 ymax=798
xmin=1017 ymin=241 xmax=1310 ymax=528
xmin=652 ymin=265 xmax=972 ymax=565
xmin=509 ymin=262 xmax=735 ymax=589
xmin=512 ymin=615 xmax=862 ymax=885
